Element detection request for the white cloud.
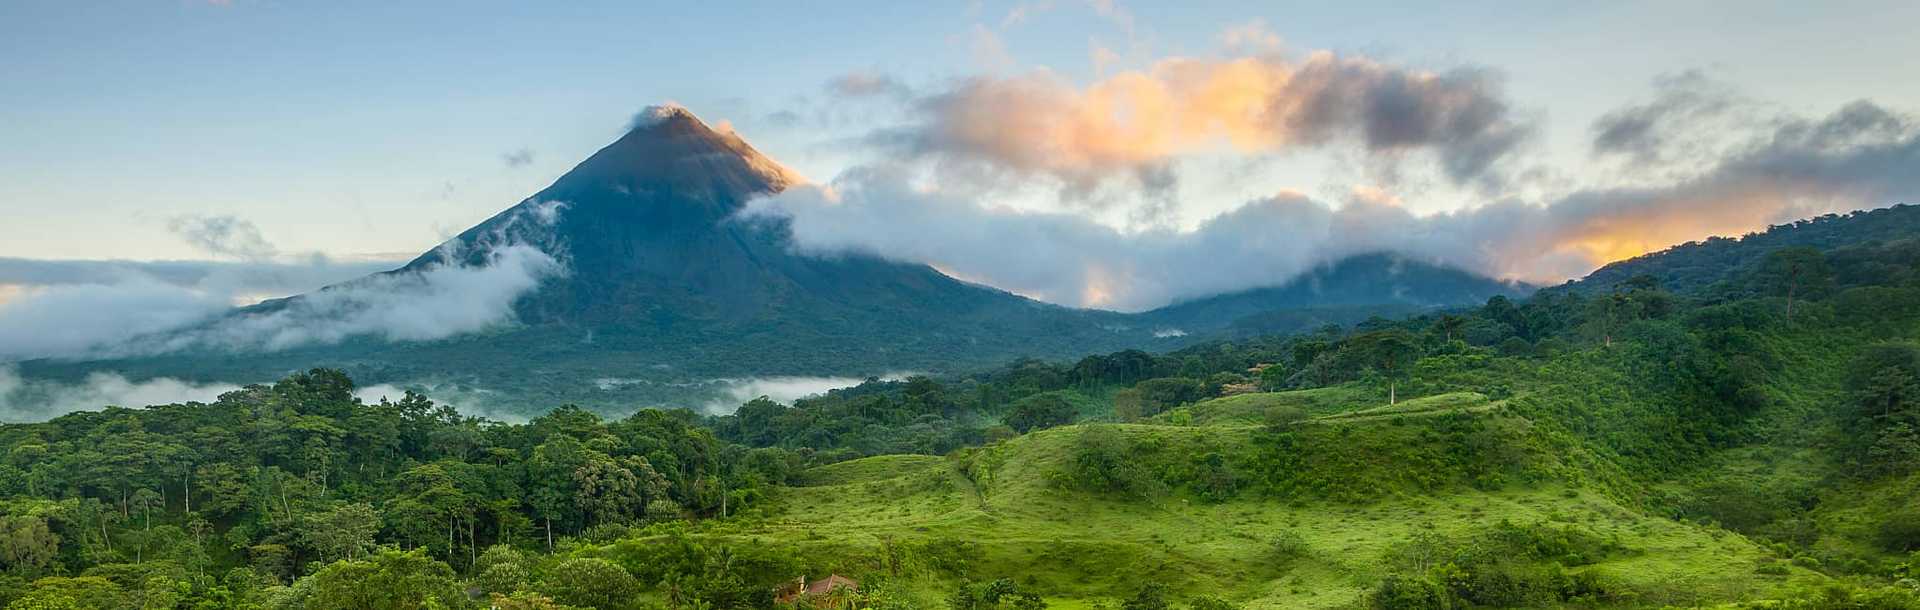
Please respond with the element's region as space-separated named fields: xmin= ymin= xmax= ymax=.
xmin=744 ymin=98 xmax=1920 ymax=311
xmin=0 ymin=364 xmax=240 ymax=423
xmin=141 ymin=244 xmax=563 ymax=354
xmin=355 ymin=381 xmax=530 ymax=424
xmin=0 ymin=202 xmax=570 ymax=360
xmin=703 ymin=373 xmax=914 ymax=414
xmin=0 ymin=256 xmax=401 ymax=360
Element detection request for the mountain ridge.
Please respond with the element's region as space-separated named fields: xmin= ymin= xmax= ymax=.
xmin=15 ymin=109 xmax=1533 ymax=413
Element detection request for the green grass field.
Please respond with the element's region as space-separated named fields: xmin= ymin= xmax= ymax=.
xmin=646 ymin=386 xmax=1825 ymax=609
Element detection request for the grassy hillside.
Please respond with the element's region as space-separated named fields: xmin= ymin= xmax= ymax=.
xmin=646 ymin=387 xmax=1826 ymax=608
xmin=7 ymin=206 xmax=1920 ymax=609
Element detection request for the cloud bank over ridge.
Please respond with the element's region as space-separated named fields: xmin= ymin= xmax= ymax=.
xmin=0 ymin=205 xmax=571 ymax=361
xmin=749 ymin=91 xmax=1920 ymax=311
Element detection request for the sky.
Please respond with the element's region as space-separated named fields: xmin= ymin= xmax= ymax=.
xmin=3 ymin=0 xmax=1919 ymax=339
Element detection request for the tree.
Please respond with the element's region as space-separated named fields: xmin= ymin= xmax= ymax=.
xmin=1586 ymin=290 xmax=1632 ymax=348
xmin=473 ymin=545 xmax=534 ymax=596
xmin=1064 ymin=428 xmax=1159 ymax=497
xmin=302 ymin=503 xmax=381 ymax=562
xmin=1351 ymin=330 xmax=1421 ymax=405
xmin=1756 ymin=246 xmax=1834 ymax=318
xmin=1257 ymin=364 xmax=1291 ymax=391
xmin=573 ymin=457 xmax=642 ymax=527
xmin=301 ymin=549 xmax=465 ymax=610
xmin=5 ymin=576 xmax=123 ymax=610
xmin=489 ymin=592 xmax=585 ymax=610
xmin=1432 ymin=315 xmax=1465 ymax=343
xmin=1188 ymin=597 xmax=1234 ymax=610
xmin=1132 ymin=378 xmax=1203 ymax=415
xmin=527 ymin=437 xmax=589 ymax=550
xmin=1851 ymin=361 xmax=1920 ymax=477
xmin=1121 ymin=582 xmax=1170 ymax=610
xmin=1112 ymin=389 xmax=1146 ymax=423
xmin=0 ymin=516 xmax=60 ymax=577
xmin=949 ymin=579 xmax=1045 ymax=610
xmin=1004 ymin=394 xmax=1075 ymax=433
xmin=538 ymin=558 xmax=640 ymax=610
xmin=385 ymin=464 xmax=474 ymax=565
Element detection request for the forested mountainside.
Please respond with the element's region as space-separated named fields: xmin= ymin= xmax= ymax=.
xmin=16 ymin=110 xmax=1522 ymax=415
xmin=1568 ymin=203 xmax=1920 ymax=294
xmin=1139 ymin=253 xmax=1531 ymax=337
xmin=4 ymin=205 xmax=1920 ymax=608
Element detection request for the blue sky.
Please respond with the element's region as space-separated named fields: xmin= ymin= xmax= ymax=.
xmin=2 ymin=1 xmax=1918 ymax=297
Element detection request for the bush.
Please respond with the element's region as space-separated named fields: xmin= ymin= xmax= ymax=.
xmin=1121 ymin=582 xmax=1171 ymax=610
xmin=1267 ymin=531 xmax=1309 ymax=567
xmin=1059 ymin=427 xmax=1162 ymax=498
xmin=1262 ymin=406 xmax=1308 ymax=430
xmin=1005 ymin=394 xmax=1076 ymax=433
xmin=1370 ymin=574 xmax=1448 ymax=610
xmin=302 ymin=549 xmax=465 ymax=610
xmin=538 ymin=558 xmax=640 ymax=610
xmin=1188 ymin=596 xmax=1235 ymax=610
xmin=1877 ymin=510 xmax=1920 ymax=553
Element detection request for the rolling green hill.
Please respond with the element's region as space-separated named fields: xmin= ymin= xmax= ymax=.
xmin=5 ymin=205 xmax=1920 ymax=609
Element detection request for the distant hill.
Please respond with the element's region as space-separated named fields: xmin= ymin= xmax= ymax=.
xmin=1142 ymin=253 xmax=1532 ymax=336
xmin=19 ymin=109 xmax=1527 ymax=414
xmin=1561 ymin=203 xmax=1919 ymax=294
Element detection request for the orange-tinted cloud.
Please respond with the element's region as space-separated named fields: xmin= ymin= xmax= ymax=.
xmin=752 ymin=99 xmax=1920 ymax=309
xmin=882 ymin=51 xmax=1529 ymax=195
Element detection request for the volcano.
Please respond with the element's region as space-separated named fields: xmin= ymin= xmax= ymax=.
xmin=407 ymin=105 xmax=1101 ymax=333
xmin=22 ymin=107 xmax=1526 ymax=413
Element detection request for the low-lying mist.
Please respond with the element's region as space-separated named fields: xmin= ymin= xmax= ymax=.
xmin=0 ymin=364 xmax=239 ymax=423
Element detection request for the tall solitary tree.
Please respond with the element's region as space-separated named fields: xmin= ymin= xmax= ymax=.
xmin=1757 ymin=246 xmax=1834 ymax=318
xmin=1352 ymin=329 xmax=1421 ymax=405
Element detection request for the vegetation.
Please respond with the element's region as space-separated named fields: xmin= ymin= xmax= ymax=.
xmin=5 ymin=206 xmax=1920 ymax=608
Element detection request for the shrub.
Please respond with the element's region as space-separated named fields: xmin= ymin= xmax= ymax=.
xmin=1188 ymin=596 xmax=1235 ymax=610
xmin=1006 ymin=394 xmax=1076 ymax=433
xmin=1369 ymin=574 xmax=1448 ymax=610
xmin=1060 ymin=427 xmax=1162 ymax=498
xmin=538 ymin=558 xmax=640 ymax=610
xmin=1262 ymin=406 xmax=1308 ymax=430
xmin=1267 ymin=531 xmax=1309 ymax=567
xmin=1121 ymin=582 xmax=1171 ymax=610
xmin=1879 ymin=510 xmax=1920 ymax=552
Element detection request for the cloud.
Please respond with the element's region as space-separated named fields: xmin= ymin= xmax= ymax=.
xmin=0 ymin=364 xmax=240 ymax=423
xmin=1590 ymin=70 xmax=1743 ymax=166
xmin=502 ymin=148 xmax=535 ymax=168
xmin=143 ymin=244 xmax=562 ymax=353
xmin=629 ymin=103 xmax=692 ymax=131
xmin=167 ymin=214 xmax=280 ymax=261
xmin=827 ymin=72 xmax=914 ymax=100
xmin=864 ymin=51 xmax=1531 ymax=206
xmin=0 ymin=275 xmax=231 ymax=361
xmin=746 ymin=98 xmax=1920 ymax=310
xmin=703 ymin=374 xmax=913 ymax=414
xmin=355 ymin=381 xmax=530 ymax=424
xmin=0 ymin=257 xmax=399 ymax=360
xmin=1218 ymin=19 xmax=1284 ymax=54
xmin=965 ymin=24 xmax=1018 ymax=73
xmin=1 ymin=202 xmax=571 ymax=361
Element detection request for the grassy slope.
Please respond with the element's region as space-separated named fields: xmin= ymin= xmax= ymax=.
xmin=665 ymin=386 xmax=1826 ymax=608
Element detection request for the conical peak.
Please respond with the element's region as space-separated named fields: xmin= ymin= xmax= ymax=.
xmin=545 ymin=104 xmax=803 ymax=202
xmin=628 ymin=103 xmax=700 ymax=131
